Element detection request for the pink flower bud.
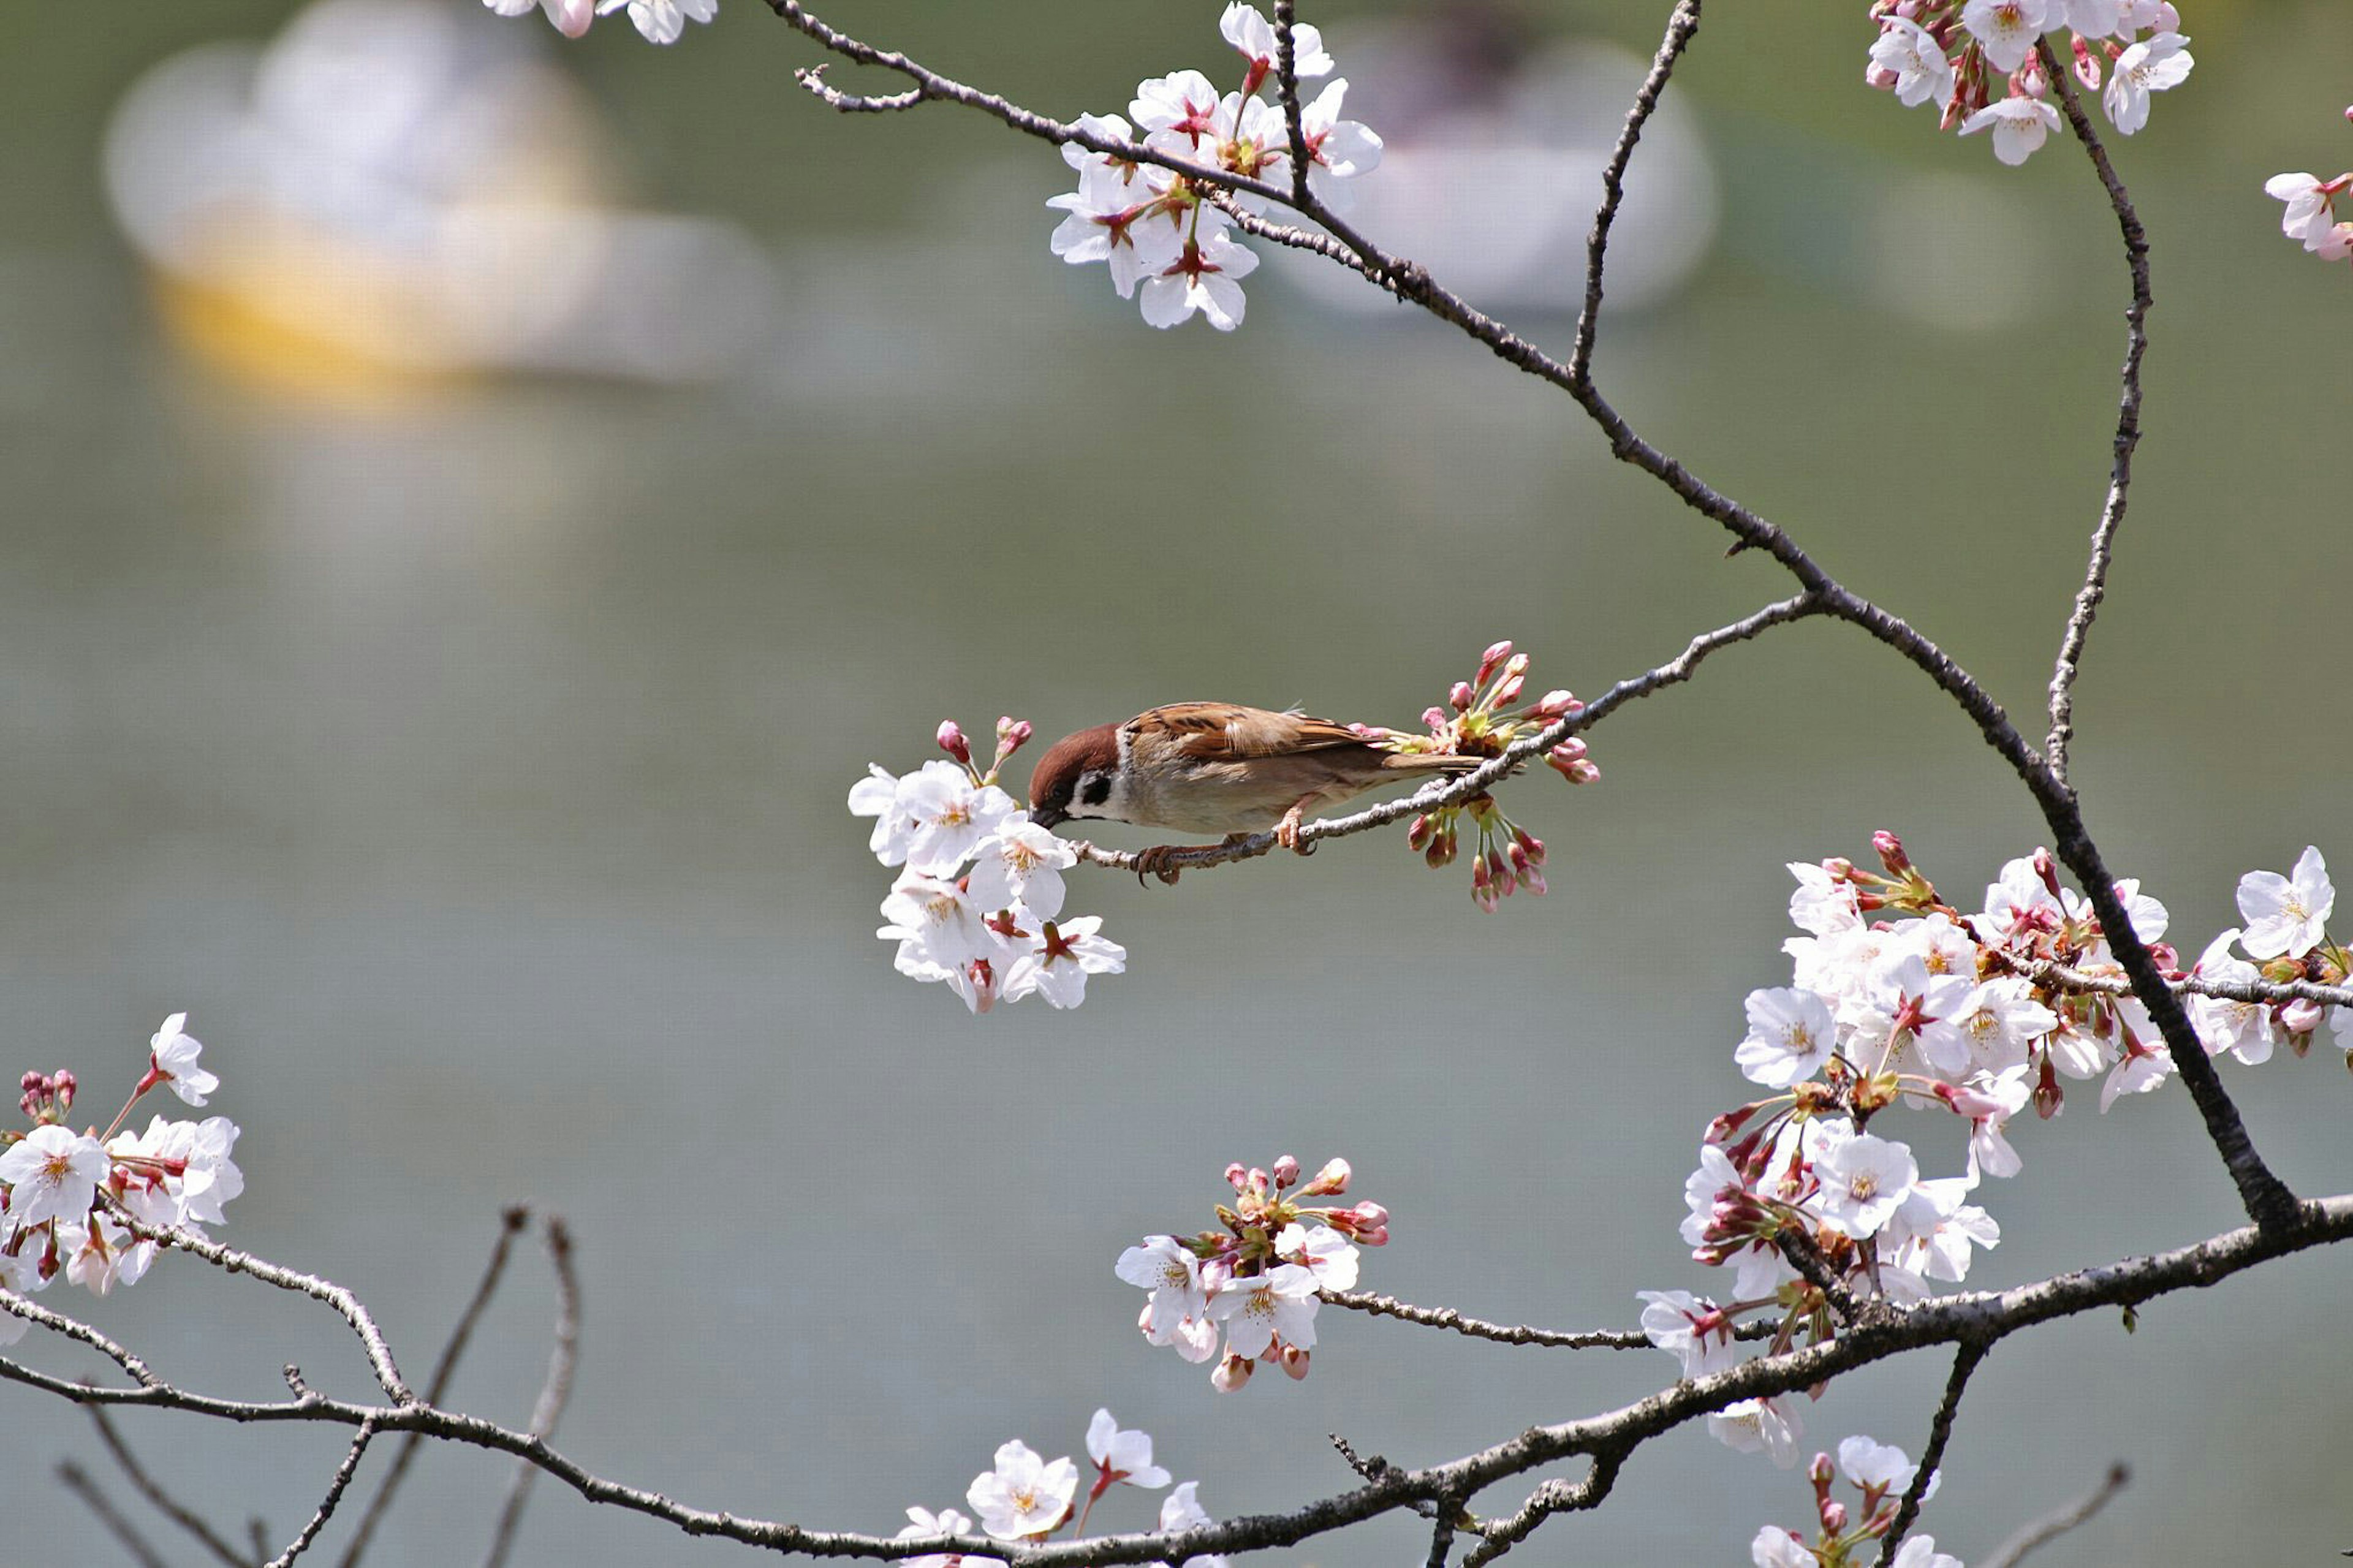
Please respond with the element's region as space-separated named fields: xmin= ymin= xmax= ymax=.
xmin=1865 ymin=63 xmax=1900 ymax=89
xmin=2283 ymin=998 xmax=2325 ymax=1036
xmin=1449 ymin=681 xmax=1476 ymax=713
xmin=2032 ymin=847 xmax=2061 ymax=896
xmin=1271 ymin=1154 xmax=1301 ymax=1189
xmin=1224 ymin=1162 xmax=1248 ymax=1191
xmin=1277 ymin=1343 xmax=1311 ymax=1380
xmin=1808 ymin=1452 xmax=1835 ymax=1488
xmin=1873 ymin=830 xmax=1911 ymax=877
xmin=1501 ymin=652 xmax=1529 ymax=678
xmin=1493 ymin=673 xmax=1525 ymax=705
xmin=1471 ymin=855 xmax=1491 ymax=891
xmin=1521 ymin=866 xmax=1548 ymax=895
xmin=1346 ymin=1200 xmax=1389 ymax=1237
xmin=1421 ymin=705 xmax=1449 ymax=730
xmin=1407 ymin=814 xmax=1433 ymax=852
xmin=1531 ymin=689 xmax=1580 ymax=719
xmin=1820 ymin=1501 xmax=1849 ymax=1535
xmin=1211 ymin=1352 xmax=1253 ymax=1393
xmin=935 ymin=720 xmax=971 ymax=765
xmin=17 ymin=1071 xmax=39 ymax=1094
xmin=1515 ymin=828 xmax=1547 ymax=865
xmin=1302 ymin=1157 xmax=1351 ymax=1196
xmin=1476 ymin=640 xmax=1514 ymax=683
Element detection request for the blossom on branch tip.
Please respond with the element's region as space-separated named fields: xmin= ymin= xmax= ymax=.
xmin=1711 ymin=1394 xmax=1804 ymax=1467
xmin=147 ymin=1012 xmax=218 ymax=1107
xmin=1139 ymin=229 xmax=1259 ymax=331
xmin=1002 ymin=918 xmax=1126 ymax=1009
xmin=1207 ymin=1262 xmax=1317 ymax=1358
xmin=1735 ymin=987 xmax=1838 ymax=1088
xmin=1220 ymin=4 xmax=1333 ymax=84
xmin=1085 ymin=1409 xmax=1170 ymax=1490
xmin=1814 ymin=1132 xmax=1919 ymax=1239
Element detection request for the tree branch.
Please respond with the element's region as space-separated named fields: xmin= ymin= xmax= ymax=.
xmin=85 ymin=1402 xmax=257 ymax=1568
xmin=8 ymin=1199 xmax=2346 ymax=1565
xmin=480 ymin=1218 xmax=580 ymax=1568
xmin=58 ymin=1458 xmax=172 ymax=1568
xmin=2039 ymin=40 xmax=2152 ymax=789
xmin=1874 ymin=1341 xmax=1987 ymax=1565
xmin=1980 ymin=1463 xmax=2131 ymax=1568
xmin=265 ymin=1417 xmax=381 ymax=1568
xmin=342 ymin=1207 xmax=533 ymax=1568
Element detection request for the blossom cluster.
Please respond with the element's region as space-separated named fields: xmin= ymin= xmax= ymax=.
xmin=483 ymin=0 xmax=714 ymax=45
xmin=2265 ymin=157 xmax=2353 ymax=267
xmin=852 ymin=719 xmax=1126 ymax=1014
xmin=896 ymin=1409 xmax=1229 ymax=1567
xmin=0 ymin=1013 xmax=246 ymax=1334
xmin=1750 ymin=1437 xmax=1961 ymax=1568
xmin=1863 ymin=0 xmax=2192 ymax=165
xmin=1046 ymin=4 xmax=1382 ymax=330
xmin=1115 ymin=1156 xmax=1384 ymax=1392
xmin=1364 ymin=641 xmax=1595 ymax=912
xmin=1646 ymin=837 xmax=2344 ymax=1469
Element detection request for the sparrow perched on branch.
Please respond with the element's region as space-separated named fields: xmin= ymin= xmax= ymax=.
xmin=1027 ymin=702 xmax=1483 ymax=881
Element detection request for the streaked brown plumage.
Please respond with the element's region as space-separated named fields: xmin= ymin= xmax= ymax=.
xmin=1028 ymin=702 xmax=1480 ymax=877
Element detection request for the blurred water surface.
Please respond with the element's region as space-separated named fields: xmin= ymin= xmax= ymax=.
xmin=2 ymin=2 xmax=2349 ymax=1564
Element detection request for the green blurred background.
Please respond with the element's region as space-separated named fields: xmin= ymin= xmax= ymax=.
xmin=2 ymin=1 xmax=2348 ymax=1562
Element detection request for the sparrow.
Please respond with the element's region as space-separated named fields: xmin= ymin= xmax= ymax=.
xmin=1026 ymin=702 xmax=1483 ymax=881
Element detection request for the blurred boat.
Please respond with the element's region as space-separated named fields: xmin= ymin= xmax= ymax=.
xmin=104 ymin=0 xmax=778 ymax=399
xmin=1276 ymin=9 xmax=1719 ymax=317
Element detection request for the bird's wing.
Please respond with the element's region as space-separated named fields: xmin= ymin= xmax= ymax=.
xmin=1131 ymin=703 xmax=1373 ymax=759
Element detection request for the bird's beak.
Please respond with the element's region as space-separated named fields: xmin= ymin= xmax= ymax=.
xmin=1030 ymin=805 xmax=1066 ymax=831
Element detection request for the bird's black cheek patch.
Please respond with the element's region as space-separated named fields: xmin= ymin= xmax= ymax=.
xmin=1081 ymin=774 xmax=1112 ymax=806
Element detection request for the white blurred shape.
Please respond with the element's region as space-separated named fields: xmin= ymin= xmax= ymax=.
xmin=1278 ymin=28 xmax=1719 ymax=317
xmin=102 ymin=0 xmax=777 ymax=392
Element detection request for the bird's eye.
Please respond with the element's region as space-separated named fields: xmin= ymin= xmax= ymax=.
xmin=1080 ymin=773 xmax=1112 ymax=807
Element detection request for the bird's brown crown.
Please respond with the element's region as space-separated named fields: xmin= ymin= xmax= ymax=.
xmin=1026 ymin=722 xmax=1121 ymax=828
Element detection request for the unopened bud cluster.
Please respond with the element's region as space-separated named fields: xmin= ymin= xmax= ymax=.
xmin=851 ymin=719 xmax=1126 ymax=1014
xmin=0 ymin=1014 xmax=246 ymax=1328
xmin=1642 ymin=836 xmax=2346 ymax=1475
xmin=1371 ymin=641 xmax=1594 ymax=912
xmin=1114 ymin=1156 xmax=1384 ymax=1391
xmin=1864 ymin=0 xmax=2191 ymax=165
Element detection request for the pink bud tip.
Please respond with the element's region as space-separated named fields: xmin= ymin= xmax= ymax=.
xmin=1820 ymin=1501 xmax=1849 ymax=1534
xmin=1449 ymin=681 xmax=1476 ymax=713
xmin=1493 ymin=674 xmax=1524 ymax=705
xmin=1224 ymin=1162 xmax=1248 ymax=1191
xmin=1501 ymin=652 xmax=1530 ymax=676
xmin=1406 ymin=814 xmax=1433 ymax=852
xmin=1278 ymin=1344 xmax=1311 ymax=1380
xmin=1271 ymin=1155 xmax=1300 ymax=1188
xmin=1302 ymin=1157 xmax=1351 ymax=1196
xmin=1211 ymin=1352 xmax=1253 ymax=1393
xmin=1477 ymin=639 xmax=1514 ymax=676
xmin=1809 ymin=1453 xmax=1835 ymax=1488
xmin=1872 ymin=830 xmax=1911 ymax=876
xmin=1421 ymin=706 xmax=1450 ymax=731
xmin=1533 ymin=689 xmax=1579 ymax=718
xmin=935 ymin=721 xmax=971 ymax=763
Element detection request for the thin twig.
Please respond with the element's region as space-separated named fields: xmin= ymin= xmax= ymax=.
xmin=111 ymin=1213 xmax=413 ymax=1403
xmin=0 ymin=1289 xmax=161 ymax=1387
xmin=1324 ymin=1289 xmax=1772 ymax=1350
xmin=480 ymin=1218 xmax=580 ymax=1568
xmin=341 ymin=1205 xmax=532 ymax=1568
xmin=1980 ymin=1463 xmax=2131 ymax=1568
xmin=1874 ymin=1341 xmax=1988 ymax=1565
xmin=2039 ymin=40 xmax=2151 ymax=789
xmin=1460 ymin=1452 xmax=1626 ymax=1568
xmin=264 ymin=1418 xmax=381 ymax=1568
xmin=85 ymin=1403 xmax=256 ymax=1568
xmin=59 ymin=1458 xmax=172 ymax=1568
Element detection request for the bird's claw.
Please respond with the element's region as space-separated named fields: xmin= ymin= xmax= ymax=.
xmin=1134 ymin=845 xmax=1185 ymax=885
xmin=1275 ymin=806 xmax=1316 ymax=856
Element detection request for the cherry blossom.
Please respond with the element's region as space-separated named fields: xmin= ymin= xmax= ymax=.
xmin=1084 ymin=1409 xmax=1170 ymax=1491
xmin=1273 ymin=1221 xmax=1359 ymax=1290
xmin=1205 ymin=1262 xmax=1317 ymax=1360
xmin=1961 ymin=0 xmax=2050 ymax=73
xmin=1870 ymin=18 xmax=1958 ymax=109
xmin=1153 ymin=1481 xmax=1233 ymax=1568
xmin=893 ymin=1507 xmax=1002 ymax=1568
xmin=148 ymin=1012 xmax=218 ymax=1107
xmin=1047 ymin=164 xmax=1185 ymax=301
xmin=966 ymin=1440 xmax=1078 ymax=1541
xmin=0 ymin=1124 xmax=108 ymax=1230
xmin=1139 ymin=230 xmax=1259 ymax=332
xmin=595 ymin=0 xmax=716 ymax=45
xmin=1002 ymin=918 xmax=1126 ymax=1009
xmin=2235 ymin=846 xmax=2333 ymax=960
xmin=2102 ymin=32 xmax=2192 ymax=134
xmin=1961 ymin=97 xmax=2064 ymax=166
xmin=1219 ymin=4 xmax=1332 ymax=83
xmin=2188 ymin=930 xmax=2275 ymax=1066
xmin=1710 ymin=1394 xmax=1803 ymax=1467
xmin=483 ymin=0 xmax=596 ymax=40
xmin=965 ymin=819 xmax=1079 ymax=923
xmin=1814 ymin=1133 xmax=1920 ymax=1240
xmin=1735 ymin=987 xmax=1838 ymax=1088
